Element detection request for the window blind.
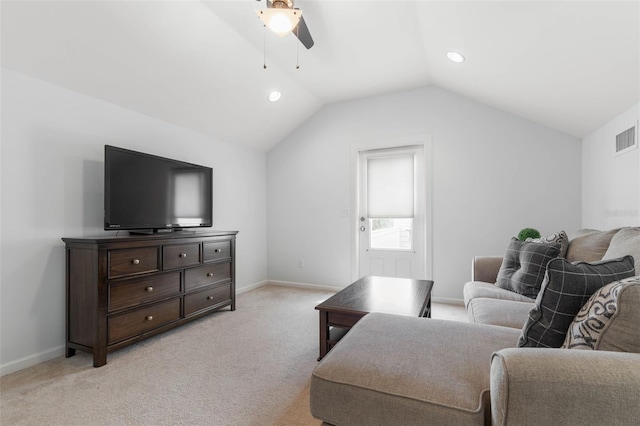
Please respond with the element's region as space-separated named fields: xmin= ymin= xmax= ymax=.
xmin=367 ymin=154 xmax=414 ymax=218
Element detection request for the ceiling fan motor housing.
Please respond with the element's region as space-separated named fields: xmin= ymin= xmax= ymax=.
xmin=270 ymin=0 xmax=295 ymax=9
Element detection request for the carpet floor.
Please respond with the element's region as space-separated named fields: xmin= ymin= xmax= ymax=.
xmin=0 ymin=285 xmax=466 ymax=425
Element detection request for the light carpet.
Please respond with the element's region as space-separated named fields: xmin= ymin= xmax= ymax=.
xmin=1 ymin=285 xmax=465 ymax=425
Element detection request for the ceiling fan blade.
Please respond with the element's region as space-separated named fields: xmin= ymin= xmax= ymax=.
xmin=293 ymin=15 xmax=314 ymax=49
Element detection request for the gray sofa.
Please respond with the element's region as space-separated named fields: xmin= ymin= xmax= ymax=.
xmin=310 ymin=228 xmax=640 ymax=425
xmin=465 ymin=228 xmax=640 ymax=329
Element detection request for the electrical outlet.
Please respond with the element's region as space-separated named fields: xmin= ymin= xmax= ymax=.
xmin=298 ymin=259 xmax=304 ymax=268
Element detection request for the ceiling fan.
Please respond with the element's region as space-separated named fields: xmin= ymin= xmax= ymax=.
xmin=256 ymin=0 xmax=314 ymax=49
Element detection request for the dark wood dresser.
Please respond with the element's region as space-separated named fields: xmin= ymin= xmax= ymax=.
xmin=62 ymin=231 xmax=237 ymax=367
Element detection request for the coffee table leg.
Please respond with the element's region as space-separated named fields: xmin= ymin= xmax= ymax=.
xmin=318 ymin=310 xmax=328 ymax=361
xmin=423 ymin=297 xmax=432 ymax=318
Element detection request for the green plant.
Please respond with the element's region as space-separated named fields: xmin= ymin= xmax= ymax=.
xmin=517 ymin=228 xmax=541 ymax=241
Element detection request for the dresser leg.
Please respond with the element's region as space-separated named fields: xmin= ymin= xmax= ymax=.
xmin=93 ymin=350 xmax=107 ymax=368
xmin=65 ymin=346 xmax=76 ymax=358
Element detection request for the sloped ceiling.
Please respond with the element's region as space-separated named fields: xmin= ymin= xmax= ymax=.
xmin=2 ymin=1 xmax=639 ymax=152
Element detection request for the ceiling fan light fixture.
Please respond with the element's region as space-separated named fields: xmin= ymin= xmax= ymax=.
xmin=257 ymin=9 xmax=301 ymax=37
xmin=447 ymin=51 xmax=465 ymax=63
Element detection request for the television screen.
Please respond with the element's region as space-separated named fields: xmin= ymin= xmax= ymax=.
xmin=104 ymin=145 xmax=213 ymax=232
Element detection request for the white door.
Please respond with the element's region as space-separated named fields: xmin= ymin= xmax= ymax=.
xmin=357 ymin=145 xmax=428 ymax=279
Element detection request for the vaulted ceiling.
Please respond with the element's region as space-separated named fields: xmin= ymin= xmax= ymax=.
xmin=2 ymin=1 xmax=638 ymax=152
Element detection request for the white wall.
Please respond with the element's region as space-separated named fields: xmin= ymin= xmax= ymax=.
xmin=267 ymin=86 xmax=582 ymax=300
xmin=582 ymin=103 xmax=640 ymax=228
xmin=0 ymin=68 xmax=268 ymax=375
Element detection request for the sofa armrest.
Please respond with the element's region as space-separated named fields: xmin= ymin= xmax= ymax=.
xmin=472 ymin=256 xmax=503 ymax=283
xmin=490 ymin=348 xmax=640 ymax=426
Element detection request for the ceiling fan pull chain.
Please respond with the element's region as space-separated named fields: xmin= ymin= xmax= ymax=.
xmin=263 ymin=24 xmax=267 ymax=69
xmin=296 ymin=24 xmax=300 ymax=69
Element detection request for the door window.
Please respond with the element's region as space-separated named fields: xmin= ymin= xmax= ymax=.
xmin=370 ymin=218 xmax=413 ymax=250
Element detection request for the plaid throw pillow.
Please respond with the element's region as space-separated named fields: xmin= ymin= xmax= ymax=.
xmin=496 ymin=238 xmax=561 ymax=298
xmin=518 ymin=256 xmax=635 ymax=348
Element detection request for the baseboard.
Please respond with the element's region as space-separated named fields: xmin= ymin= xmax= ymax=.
xmin=0 ymin=345 xmax=65 ymax=377
xmin=257 ymin=281 xmax=464 ymax=305
xmin=265 ymin=280 xmax=343 ymax=292
xmin=431 ymin=297 xmax=464 ymax=306
xmin=236 ymin=280 xmax=269 ymax=294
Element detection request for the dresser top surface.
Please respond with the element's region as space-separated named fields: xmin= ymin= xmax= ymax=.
xmin=62 ymin=230 xmax=238 ymax=245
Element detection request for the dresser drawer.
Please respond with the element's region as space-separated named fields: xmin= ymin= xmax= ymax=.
xmin=203 ymin=240 xmax=231 ymax=262
xmin=185 ymin=283 xmax=232 ymax=316
xmin=108 ymin=298 xmax=180 ymax=344
xmin=184 ymin=262 xmax=231 ymax=292
xmin=163 ymin=243 xmax=200 ymax=270
xmin=108 ymin=272 xmax=181 ymax=312
xmin=108 ymin=247 xmax=159 ymax=279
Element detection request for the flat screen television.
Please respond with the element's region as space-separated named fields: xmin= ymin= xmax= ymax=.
xmin=104 ymin=145 xmax=213 ymax=233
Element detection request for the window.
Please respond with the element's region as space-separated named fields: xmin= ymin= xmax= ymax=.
xmin=370 ymin=218 xmax=413 ymax=250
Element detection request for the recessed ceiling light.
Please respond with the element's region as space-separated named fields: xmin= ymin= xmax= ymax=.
xmin=268 ymin=90 xmax=282 ymax=102
xmin=447 ymin=51 xmax=465 ymax=63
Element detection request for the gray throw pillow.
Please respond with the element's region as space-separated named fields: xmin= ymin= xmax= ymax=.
xmin=565 ymin=228 xmax=620 ymax=262
xmin=602 ymin=227 xmax=640 ymax=269
xmin=496 ymin=238 xmax=561 ymax=298
xmin=518 ymin=256 xmax=636 ymax=348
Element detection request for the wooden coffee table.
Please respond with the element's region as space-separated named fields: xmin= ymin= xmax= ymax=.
xmin=315 ymin=275 xmax=434 ymax=360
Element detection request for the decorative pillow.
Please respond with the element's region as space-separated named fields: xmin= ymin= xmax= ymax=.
xmin=526 ymin=230 xmax=569 ymax=258
xmin=602 ymin=227 xmax=640 ymax=271
xmin=562 ymin=276 xmax=640 ymax=352
xmin=518 ymin=255 xmax=635 ymax=348
xmin=496 ymin=238 xmax=561 ymax=298
xmin=565 ymin=228 xmax=620 ymax=263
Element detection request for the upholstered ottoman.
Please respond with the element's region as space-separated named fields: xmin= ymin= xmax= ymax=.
xmin=310 ymin=313 xmax=520 ymax=426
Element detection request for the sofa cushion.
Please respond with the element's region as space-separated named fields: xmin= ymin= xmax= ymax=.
xmin=463 ymin=281 xmax=535 ymax=307
xmin=562 ymin=276 xmax=640 ymax=352
xmin=310 ymin=313 xmax=520 ymax=426
xmin=565 ymin=228 xmax=620 ymax=262
xmin=496 ymin=238 xmax=560 ymax=298
xmin=569 ymin=228 xmax=600 ymax=238
xmin=467 ymin=298 xmax=534 ymax=329
xmin=526 ymin=230 xmax=569 ymax=258
xmin=518 ymin=256 xmax=636 ymax=348
xmin=602 ymin=227 xmax=640 ymax=270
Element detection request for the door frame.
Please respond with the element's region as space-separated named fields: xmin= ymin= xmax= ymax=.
xmin=350 ymin=135 xmax=433 ymax=282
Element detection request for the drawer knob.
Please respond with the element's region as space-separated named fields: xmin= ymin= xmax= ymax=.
xmin=145 ymin=286 xmax=153 ymax=292
xmin=207 ymin=272 xmax=214 ymax=277
xmin=179 ymin=253 xmax=187 ymax=258
xmin=207 ymin=296 xmax=214 ymax=300
xmin=132 ymin=259 xmax=140 ymax=265
xmin=214 ymin=249 xmax=221 ymax=253
xmin=145 ymin=315 xmax=153 ymax=321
